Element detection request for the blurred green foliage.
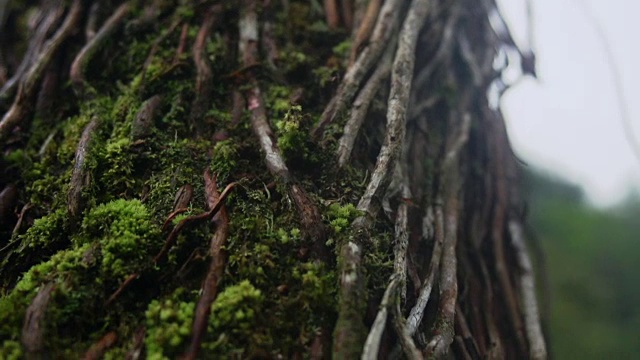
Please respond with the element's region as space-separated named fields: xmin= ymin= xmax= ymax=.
xmin=523 ymin=168 xmax=640 ymax=359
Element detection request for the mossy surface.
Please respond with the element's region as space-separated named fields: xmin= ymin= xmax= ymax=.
xmin=0 ymin=1 xmax=396 ymax=357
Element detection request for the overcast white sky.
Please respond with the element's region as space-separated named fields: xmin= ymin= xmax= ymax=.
xmin=496 ymin=0 xmax=640 ymax=206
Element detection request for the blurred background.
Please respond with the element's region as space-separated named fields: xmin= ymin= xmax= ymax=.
xmin=498 ymin=0 xmax=640 ymax=357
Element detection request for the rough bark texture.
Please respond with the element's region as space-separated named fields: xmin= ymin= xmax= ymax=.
xmin=0 ymin=1 xmax=546 ymax=358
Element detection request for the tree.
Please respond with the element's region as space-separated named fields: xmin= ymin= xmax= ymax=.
xmin=0 ymin=0 xmax=547 ymax=358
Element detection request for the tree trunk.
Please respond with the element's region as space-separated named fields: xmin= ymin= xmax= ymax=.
xmin=0 ymin=0 xmax=547 ymax=359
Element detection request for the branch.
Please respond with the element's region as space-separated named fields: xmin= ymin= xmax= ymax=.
xmin=70 ymin=3 xmax=130 ymax=96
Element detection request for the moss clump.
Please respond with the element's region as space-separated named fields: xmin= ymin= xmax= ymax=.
xmin=326 ymin=202 xmax=359 ymax=234
xmin=202 ymin=280 xmax=264 ymax=352
xmin=79 ymin=199 xmax=161 ymax=279
xmin=145 ymin=289 xmax=196 ymax=360
xmin=18 ymin=208 xmax=68 ymax=251
xmin=0 ymin=340 xmax=22 ymax=360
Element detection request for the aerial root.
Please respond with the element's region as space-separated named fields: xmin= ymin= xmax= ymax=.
xmin=182 ymin=170 xmax=230 ymax=360
xmin=70 ymin=2 xmax=130 ymax=97
xmin=311 ymin=0 xmax=404 ymax=139
xmin=406 ymin=203 xmax=444 ymax=335
xmin=0 ymin=0 xmax=82 ymax=144
xmin=362 ymin=275 xmax=401 ymax=360
xmin=423 ymin=114 xmax=471 ymax=358
xmin=337 ymin=41 xmax=393 ymax=167
xmin=508 ymin=219 xmax=548 ymax=359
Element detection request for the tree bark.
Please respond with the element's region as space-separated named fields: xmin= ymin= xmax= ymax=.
xmin=0 ymin=0 xmax=547 ymax=358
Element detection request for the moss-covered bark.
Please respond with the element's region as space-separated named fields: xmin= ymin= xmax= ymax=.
xmin=0 ymin=0 xmax=547 ymax=358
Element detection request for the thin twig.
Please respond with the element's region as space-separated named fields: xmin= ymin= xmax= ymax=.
xmin=70 ymin=2 xmax=130 ymax=96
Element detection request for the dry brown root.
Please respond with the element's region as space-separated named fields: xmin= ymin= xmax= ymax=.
xmin=153 ymin=182 xmax=237 ymax=264
xmin=82 ymin=331 xmax=118 ymax=360
xmin=324 ymin=0 xmax=340 ymax=29
xmin=182 ymin=171 xmax=229 ymax=360
xmin=240 ymin=0 xmax=327 ymax=255
xmin=67 ymin=116 xmax=100 ymax=218
xmin=189 ymin=6 xmax=223 ymax=128
xmin=70 ymin=3 xmax=131 ymax=97
xmin=0 ymin=0 xmax=82 ymax=144
xmin=349 ymin=0 xmax=381 ymax=65
xmin=22 ymin=282 xmax=55 ymax=357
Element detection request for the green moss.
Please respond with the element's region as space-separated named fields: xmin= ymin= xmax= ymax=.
xmin=0 ymin=340 xmax=22 ymax=360
xmin=211 ymin=140 xmax=239 ymax=184
xmin=80 ymin=199 xmax=161 ymax=279
xmin=326 ymin=202 xmax=360 ymax=234
xmin=145 ymin=289 xmax=196 ymax=359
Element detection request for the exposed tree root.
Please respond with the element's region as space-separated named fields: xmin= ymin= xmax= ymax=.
xmin=132 ymin=95 xmax=163 ymax=141
xmin=0 ymin=183 xmax=17 ymax=227
xmin=349 ymin=0 xmax=381 ymax=65
xmin=67 ymin=116 xmax=100 ymax=218
xmin=22 ymin=282 xmax=55 ymax=357
xmin=0 ymin=0 xmax=82 ymax=144
xmin=83 ymin=331 xmax=118 ymax=360
xmin=312 ymin=0 xmax=403 ymax=138
xmin=125 ymin=327 xmax=145 ymax=360
xmin=189 ymin=5 xmax=222 ymax=127
xmin=508 ymin=218 xmax=547 ymax=359
xmin=154 ymin=181 xmax=237 ymax=264
xmin=70 ymin=2 xmax=131 ymax=96
xmin=362 ymin=274 xmax=400 ymax=360
xmin=337 ymin=41 xmax=393 ymax=167
xmin=240 ymin=0 xmax=327 ymax=255
xmin=324 ymin=0 xmax=340 ymax=29
xmin=182 ymin=171 xmax=230 ymax=360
